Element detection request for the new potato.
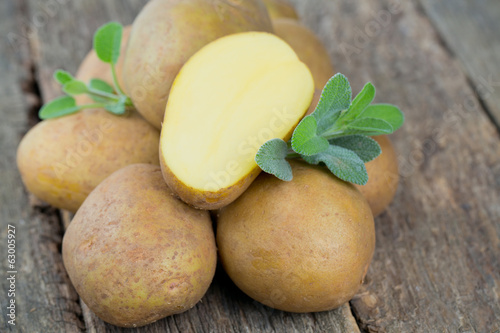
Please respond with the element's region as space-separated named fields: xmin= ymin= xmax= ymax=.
xmin=160 ymin=32 xmax=314 ymax=210
xmin=16 ymin=109 xmax=159 ymax=212
xmin=262 ymin=0 xmax=299 ymax=19
xmin=217 ymin=160 xmax=375 ymax=313
xmin=123 ymin=0 xmax=273 ymax=129
xmin=63 ymin=164 xmax=217 ymax=327
xmin=355 ymin=135 xmax=399 ymax=216
xmin=273 ymin=18 xmax=335 ymax=89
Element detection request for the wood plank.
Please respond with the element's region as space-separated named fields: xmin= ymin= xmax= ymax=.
xmin=291 ymin=0 xmax=500 ymax=331
xmin=24 ymin=0 xmax=360 ymax=331
xmin=418 ymin=0 xmax=500 ymax=128
xmin=0 ymin=1 xmax=84 ymax=332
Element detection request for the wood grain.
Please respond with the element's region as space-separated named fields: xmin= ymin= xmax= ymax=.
xmin=3 ymin=0 xmax=500 ymax=332
xmin=291 ymin=0 xmax=500 ymax=331
xmin=418 ymin=0 xmax=500 ymax=129
xmin=0 ymin=1 xmax=83 ymax=332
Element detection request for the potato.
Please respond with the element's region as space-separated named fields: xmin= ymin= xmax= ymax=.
xmin=217 ymin=160 xmax=375 ymax=313
xmin=16 ymin=109 xmax=159 ymax=212
xmin=160 ymin=32 xmax=314 ymax=210
xmin=123 ymin=0 xmax=273 ymax=129
xmin=263 ymin=0 xmax=299 ymax=19
xmin=62 ymin=164 xmax=217 ymax=327
xmin=74 ymin=25 xmax=132 ymax=106
xmin=273 ymin=18 xmax=335 ymax=90
xmin=355 ymin=135 xmax=399 ymax=216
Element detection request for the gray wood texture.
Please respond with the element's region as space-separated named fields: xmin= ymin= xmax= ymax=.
xmin=0 ymin=1 xmax=83 ymax=332
xmin=1 ymin=0 xmax=499 ymax=332
xmin=419 ymin=0 xmax=500 ymax=129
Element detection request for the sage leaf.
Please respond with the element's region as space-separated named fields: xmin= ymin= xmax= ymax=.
xmin=255 ymin=138 xmax=293 ymax=181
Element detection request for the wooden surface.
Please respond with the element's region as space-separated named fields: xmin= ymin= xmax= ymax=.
xmin=1 ymin=0 xmax=499 ymax=332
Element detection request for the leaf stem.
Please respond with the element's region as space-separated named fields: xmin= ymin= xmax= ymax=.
xmin=111 ymin=63 xmax=126 ymax=96
xmin=87 ymin=87 xmax=121 ymax=102
xmin=78 ymin=103 xmax=107 ymax=110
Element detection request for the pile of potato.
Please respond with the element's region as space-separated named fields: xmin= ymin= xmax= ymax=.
xmin=17 ymin=0 xmax=399 ymax=328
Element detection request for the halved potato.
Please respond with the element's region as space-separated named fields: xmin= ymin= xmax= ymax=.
xmin=160 ymin=32 xmax=314 ymax=209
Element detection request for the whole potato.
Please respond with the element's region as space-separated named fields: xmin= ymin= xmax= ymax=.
xmin=263 ymin=0 xmax=299 ymax=19
xmin=355 ymin=135 xmax=399 ymax=216
xmin=273 ymin=18 xmax=335 ymax=90
xmin=63 ymin=164 xmax=217 ymax=327
xmin=123 ymin=0 xmax=273 ymax=129
xmin=217 ymin=160 xmax=375 ymax=313
xmin=16 ymin=109 xmax=159 ymax=212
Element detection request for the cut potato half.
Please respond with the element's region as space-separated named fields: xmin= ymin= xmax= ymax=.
xmin=160 ymin=32 xmax=314 ymax=209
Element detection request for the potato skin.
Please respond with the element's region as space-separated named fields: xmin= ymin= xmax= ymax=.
xmin=62 ymin=164 xmax=217 ymax=327
xmin=217 ymin=160 xmax=375 ymax=313
xmin=263 ymin=0 xmax=299 ymax=19
xmin=273 ymin=18 xmax=335 ymax=90
xmin=355 ymin=135 xmax=399 ymax=216
xmin=123 ymin=0 xmax=273 ymax=129
xmin=16 ymin=109 xmax=159 ymax=212
xmin=159 ymin=154 xmax=261 ymax=211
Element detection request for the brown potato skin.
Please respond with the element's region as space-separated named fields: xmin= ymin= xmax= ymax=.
xmin=217 ymin=160 xmax=375 ymax=313
xmin=263 ymin=0 xmax=299 ymax=19
xmin=273 ymin=18 xmax=334 ymax=90
xmin=355 ymin=135 xmax=399 ymax=216
xmin=16 ymin=109 xmax=159 ymax=212
xmin=123 ymin=0 xmax=273 ymax=129
xmin=63 ymin=164 xmax=217 ymax=327
xmin=75 ymin=25 xmax=132 ymax=105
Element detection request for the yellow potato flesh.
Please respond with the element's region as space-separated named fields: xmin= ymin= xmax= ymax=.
xmin=161 ymin=32 xmax=314 ymax=208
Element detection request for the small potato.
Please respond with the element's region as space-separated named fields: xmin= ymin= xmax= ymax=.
xmin=75 ymin=25 xmax=132 ymax=105
xmin=273 ymin=18 xmax=335 ymax=90
xmin=263 ymin=0 xmax=299 ymax=19
xmin=63 ymin=164 xmax=217 ymax=327
xmin=355 ymin=135 xmax=399 ymax=216
xmin=16 ymin=109 xmax=159 ymax=212
xmin=217 ymin=160 xmax=375 ymax=313
xmin=160 ymin=32 xmax=314 ymax=210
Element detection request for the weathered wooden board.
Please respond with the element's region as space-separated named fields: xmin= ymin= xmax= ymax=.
xmin=3 ymin=0 xmax=500 ymax=332
xmin=292 ymin=0 xmax=500 ymax=331
xmin=0 ymin=1 xmax=83 ymax=332
xmin=419 ymin=0 xmax=500 ymax=129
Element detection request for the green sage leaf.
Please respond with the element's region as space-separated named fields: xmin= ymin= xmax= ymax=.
xmin=255 ymin=138 xmax=293 ymax=181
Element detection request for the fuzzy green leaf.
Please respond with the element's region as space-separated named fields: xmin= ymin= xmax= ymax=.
xmin=63 ymin=80 xmax=88 ymax=96
xmin=346 ymin=117 xmax=393 ymax=136
xmin=360 ymin=104 xmax=404 ymax=132
xmin=302 ymin=145 xmax=368 ymax=185
xmin=39 ymin=96 xmax=80 ymax=119
xmin=330 ymin=135 xmax=381 ymax=163
xmin=93 ymin=22 xmax=123 ymax=64
xmin=88 ymin=79 xmax=115 ymax=103
xmin=341 ymin=82 xmax=375 ymax=122
xmin=255 ymin=138 xmax=293 ymax=181
xmin=54 ymin=70 xmax=74 ymax=85
xmin=312 ymin=73 xmax=352 ymax=134
xmin=291 ymin=115 xmax=329 ymax=156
